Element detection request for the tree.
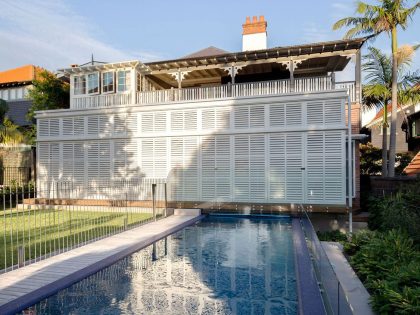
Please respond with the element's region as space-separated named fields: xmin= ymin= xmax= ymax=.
xmin=0 ymin=117 xmax=27 ymax=145
xmin=362 ymin=46 xmax=420 ymax=175
xmin=333 ymin=0 xmax=419 ymax=177
xmin=0 ymin=99 xmax=8 ymax=121
xmin=26 ymin=70 xmax=69 ymax=119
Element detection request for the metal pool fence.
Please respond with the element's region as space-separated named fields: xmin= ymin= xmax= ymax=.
xmin=299 ymin=209 xmax=353 ymax=315
xmin=1 ymin=179 xmax=168 ymax=273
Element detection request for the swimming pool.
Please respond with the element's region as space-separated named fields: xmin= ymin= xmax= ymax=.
xmin=24 ymin=215 xmax=298 ymax=314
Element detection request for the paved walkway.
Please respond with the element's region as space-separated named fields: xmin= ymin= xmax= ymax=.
xmin=322 ymin=242 xmax=374 ymax=315
xmin=0 ymin=213 xmax=203 ymax=315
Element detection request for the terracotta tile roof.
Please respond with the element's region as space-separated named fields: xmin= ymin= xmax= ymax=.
xmin=366 ymin=103 xmax=407 ymax=127
xmin=404 ymin=151 xmax=420 ymax=176
xmin=0 ymin=65 xmax=43 ymax=84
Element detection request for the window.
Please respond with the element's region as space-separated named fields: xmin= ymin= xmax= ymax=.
xmin=102 ymin=72 xmax=114 ymax=93
xmin=74 ymin=76 xmax=86 ymax=95
xmin=87 ymin=73 xmax=99 ymax=94
xmin=117 ymin=70 xmax=131 ymax=92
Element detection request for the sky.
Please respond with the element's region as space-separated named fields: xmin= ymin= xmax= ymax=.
xmin=0 ymin=0 xmax=419 ymax=79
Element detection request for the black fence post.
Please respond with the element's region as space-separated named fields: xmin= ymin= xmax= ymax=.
xmin=152 ymin=183 xmax=156 ymax=221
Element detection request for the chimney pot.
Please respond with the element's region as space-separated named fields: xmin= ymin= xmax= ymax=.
xmin=252 ymin=16 xmax=258 ymax=23
xmin=245 ymin=16 xmax=251 ymax=24
xmin=259 ymin=16 xmax=265 ymax=22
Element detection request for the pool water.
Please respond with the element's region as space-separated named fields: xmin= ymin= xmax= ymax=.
xmin=25 ymin=216 xmax=298 ymax=315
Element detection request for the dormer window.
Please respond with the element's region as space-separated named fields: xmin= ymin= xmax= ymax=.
xmin=117 ymin=70 xmax=131 ymax=92
xmin=74 ymin=75 xmax=86 ymax=95
xmin=102 ymin=72 xmax=115 ymax=93
xmin=87 ymin=72 xmax=99 ymax=94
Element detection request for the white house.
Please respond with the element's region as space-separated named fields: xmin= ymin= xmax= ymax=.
xmin=35 ymin=17 xmax=364 ymax=212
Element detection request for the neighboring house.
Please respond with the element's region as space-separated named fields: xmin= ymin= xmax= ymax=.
xmin=403 ymin=150 xmax=420 ymax=176
xmin=365 ymin=103 xmax=420 ymax=153
xmin=36 ymin=16 xmax=364 ymax=212
xmin=0 ymin=65 xmax=43 ymax=126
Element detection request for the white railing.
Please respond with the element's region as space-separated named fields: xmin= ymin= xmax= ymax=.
xmin=335 ymin=81 xmax=356 ymax=103
xmin=70 ymin=77 xmax=357 ymax=109
xmin=72 ymin=92 xmax=132 ymax=109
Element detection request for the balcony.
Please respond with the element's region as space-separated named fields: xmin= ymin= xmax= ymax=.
xmin=70 ymin=76 xmax=356 ymax=110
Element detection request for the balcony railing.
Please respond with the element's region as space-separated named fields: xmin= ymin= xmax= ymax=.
xmin=70 ymin=76 xmax=356 ymax=110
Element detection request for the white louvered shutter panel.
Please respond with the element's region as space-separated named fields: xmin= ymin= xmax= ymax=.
xmin=74 ymin=117 xmax=85 ymax=135
xmin=306 ymin=101 xmax=324 ymax=125
xmin=38 ymin=119 xmax=49 ymax=138
xmin=114 ymin=140 xmax=127 ymax=178
xmin=154 ymin=112 xmax=167 ymax=132
xmin=49 ymin=143 xmax=60 ymax=181
xmin=250 ymin=105 xmax=265 ymax=128
xmin=183 ymin=137 xmax=199 ymax=200
xmin=141 ymin=139 xmax=154 ymax=178
xmin=285 ymin=133 xmax=303 ymax=202
xmin=98 ymin=141 xmax=111 ymax=185
xmin=154 ymin=138 xmax=167 ymax=178
xmin=171 ymin=111 xmax=183 ymax=131
xmin=201 ymin=136 xmax=216 ymax=200
xmin=216 ymin=108 xmax=231 ymax=130
xmin=234 ymin=107 xmax=249 ymax=129
xmin=324 ymin=99 xmax=343 ymax=125
xmin=126 ymin=113 xmax=138 ymax=135
xmin=62 ymin=118 xmax=74 ymax=136
xmin=37 ymin=143 xmax=50 ymax=185
xmin=114 ymin=114 xmax=126 ymax=135
xmin=306 ymin=132 xmax=324 ymax=203
xmin=184 ymin=110 xmax=197 ymax=131
xmin=87 ymin=116 xmax=99 ymax=135
xmin=87 ymin=142 xmax=99 ymax=186
xmin=269 ymin=134 xmax=286 ymax=201
xmin=170 ymin=137 xmax=183 ymax=200
xmin=49 ymin=119 xmax=60 ymax=136
xmin=73 ymin=143 xmax=85 ymax=185
xmin=269 ymin=103 xmax=285 ymax=127
xmin=215 ymin=136 xmax=231 ymax=201
xmin=285 ymin=103 xmax=303 ymax=126
xmin=324 ymin=131 xmax=345 ymax=203
xmin=250 ymin=134 xmax=265 ymax=201
xmin=99 ymin=115 xmax=111 ymax=136
xmin=141 ymin=113 xmax=153 ymax=133
xmin=234 ymin=135 xmax=249 ymax=201
xmin=62 ymin=143 xmax=74 ymax=180
xmin=202 ymin=109 xmax=216 ymax=130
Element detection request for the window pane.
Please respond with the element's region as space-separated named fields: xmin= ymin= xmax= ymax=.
xmin=117 ymin=70 xmax=131 ymax=92
xmin=87 ymin=73 xmax=99 ymax=94
xmin=102 ymin=72 xmax=114 ymax=93
xmin=74 ymin=76 xmax=86 ymax=95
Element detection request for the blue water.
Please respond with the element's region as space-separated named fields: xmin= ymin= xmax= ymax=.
xmin=25 ymin=216 xmax=297 ymax=315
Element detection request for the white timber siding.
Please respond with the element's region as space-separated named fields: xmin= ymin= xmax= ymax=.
xmin=36 ymin=91 xmax=348 ymax=205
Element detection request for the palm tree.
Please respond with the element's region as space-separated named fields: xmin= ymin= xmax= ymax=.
xmin=333 ymin=0 xmax=419 ymax=177
xmin=363 ymin=46 xmax=420 ymax=176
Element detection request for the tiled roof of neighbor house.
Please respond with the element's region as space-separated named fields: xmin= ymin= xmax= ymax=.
xmin=0 ymin=65 xmax=43 ymax=84
xmin=182 ymin=46 xmax=229 ymax=58
xmin=365 ymin=104 xmax=408 ymax=127
xmin=404 ymin=151 xmax=420 ymax=176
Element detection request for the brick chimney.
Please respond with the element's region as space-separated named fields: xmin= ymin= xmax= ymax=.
xmin=242 ymin=16 xmax=267 ymax=51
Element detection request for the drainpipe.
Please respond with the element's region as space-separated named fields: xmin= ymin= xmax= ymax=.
xmin=347 ymin=95 xmax=353 ymax=234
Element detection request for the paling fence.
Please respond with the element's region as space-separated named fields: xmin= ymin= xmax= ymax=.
xmin=0 ymin=167 xmax=33 ymax=186
xmin=0 ymin=179 xmax=167 ymax=273
xmin=299 ymin=208 xmax=353 ymax=315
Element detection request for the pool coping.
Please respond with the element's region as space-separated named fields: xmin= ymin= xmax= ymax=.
xmin=0 ymin=214 xmax=205 ymax=315
xmin=292 ymin=218 xmax=327 ymax=315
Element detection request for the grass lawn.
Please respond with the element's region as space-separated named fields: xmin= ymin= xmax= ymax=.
xmin=0 ymin=208 xmax=153 ymax=270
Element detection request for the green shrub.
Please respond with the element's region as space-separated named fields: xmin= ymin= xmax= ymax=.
xmin=347 ymin=230 xmax=420 ymax=314
xmin=317 ymin=230 xmax=348 ymax=243
xmin=367 ymin=181 xmax=420 ymax=245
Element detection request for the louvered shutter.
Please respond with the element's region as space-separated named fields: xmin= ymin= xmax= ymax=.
xmin=114 ymin=114 xmax=126 ymax=135
xmin=269 ymin=104 xmax=285 ymax=127
xmin=285 ymin=133 xmax=304 ymax=202
xmin=285 ymin=103 xmax=302 ymax=126
xmin=215 ymin=136 xmax=231 ymax=201
xmin=234 ymin=135 xmax=249 ymax=201
xmin=269 ymin=134 xmax=286 ymax=201
xmin=201 ymin=136 xmax=216 ymax=200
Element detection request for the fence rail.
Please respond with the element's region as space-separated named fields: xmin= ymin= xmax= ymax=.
xmin=1 ymin=180 xmax=168 ymax=273
xmin=299 ymin=208 xmax=353 ymax=315
xmin=69 ymin=76 xmax=357 ymax=110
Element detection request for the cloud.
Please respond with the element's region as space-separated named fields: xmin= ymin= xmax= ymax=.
xmin=0 ymin=0 xmax=162 ymax=72
xmin=301 ymin=23 xmax=332 ymax=43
